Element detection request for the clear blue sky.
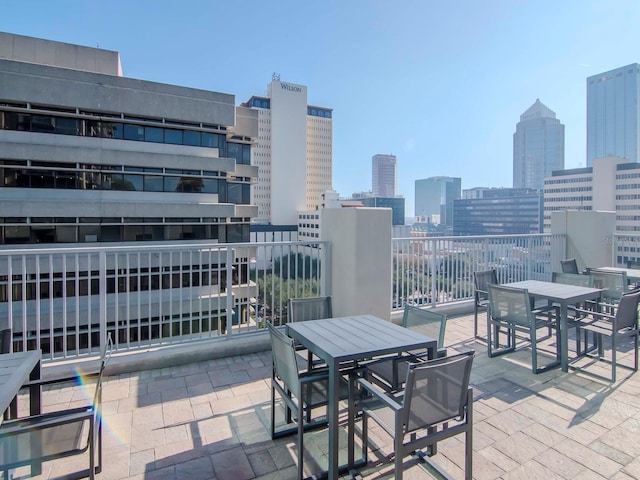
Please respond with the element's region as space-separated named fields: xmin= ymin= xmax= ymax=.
xmin=3 ymin=1 xmax=640 ymax=216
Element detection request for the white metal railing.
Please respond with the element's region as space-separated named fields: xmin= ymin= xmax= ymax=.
xmin=391 ymin=234 xmax=566 ymax=310
xmin=0 ymin=241 xmax=327 ymax=362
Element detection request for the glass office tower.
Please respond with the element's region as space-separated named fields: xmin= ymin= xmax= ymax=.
xmin=587 ymin=63 xmax=640 ymax=166
xmin=513 ymin=99 xmax=565 ymax=190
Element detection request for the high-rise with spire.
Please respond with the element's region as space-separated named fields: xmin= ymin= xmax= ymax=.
xmin=513 ymin=99 xmax=565 ymax=190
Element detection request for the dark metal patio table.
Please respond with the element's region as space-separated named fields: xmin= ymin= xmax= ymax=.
xmin=504 ymin=280 xmax=602 ymax=372
xmin=286 ymin=314 xmax=437 ymax=480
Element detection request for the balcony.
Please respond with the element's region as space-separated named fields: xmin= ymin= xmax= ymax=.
xmin=2 ymin=208 xmax=640 ymax=478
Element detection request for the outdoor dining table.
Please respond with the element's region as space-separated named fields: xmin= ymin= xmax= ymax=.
xmin=0 ymin=350 xmax=42 ymax=420
xmin=286 ymin=314 xmax=437 ymax=480
xmin=503 ymin=280 xmax=602 ymax=372
xmin=591 ymin=266 xmax=640 ymax=282
xmin=0 ymin=350 xmax=42 ymax=475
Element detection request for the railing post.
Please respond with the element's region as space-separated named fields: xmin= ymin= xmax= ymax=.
xmin=99 ymin=250 xmax=107 ymax=356
xmin=320 ymin=241 xmax=331 ymax=298
xmin=225 ymin=248 xmax=234 ymax=339
xmin=429 ymin=239 xmax=437 ymax=307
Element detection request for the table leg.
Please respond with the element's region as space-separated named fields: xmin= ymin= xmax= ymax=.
xmin=560 ymin=303 xmax=568 ymax=372
xmin=327 ymin=359 xmax=339 ymax=480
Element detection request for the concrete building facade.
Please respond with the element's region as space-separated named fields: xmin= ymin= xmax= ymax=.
xmin=513 ymin=99 xmax=565 ymax=190
xmin=372 ymin=153 xmax=397 ymax=197
xmin=587 ymin=63 xmax=640 ymax=166
xmin=0 ymin=32 xmax=258 ymax=245
xmin=244 ymin=78 xmax=332 ymax=226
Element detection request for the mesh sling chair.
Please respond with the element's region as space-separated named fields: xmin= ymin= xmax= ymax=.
xmin=348 ymin=351 xmax=475 ymax=480
xmin=288 ymin=296 xmax=332 ymax=369
xmin=587 ymin=268 xmax=628 ymax=306
xmin=552 ymin=272 xmax=597 ymax=355
xmin=561 ymin=258 xmax=580 ymax=274
xmin=366 ymin=306 xmax=447 ymax=392
xmin=572 ymin=289 xmax=640 ymax=381
xmin=473 ymin=270 xmax=498 ymax=340
xmin=487 ymin=284 xmax=560 ymax=374
xmin=267 ymin=322 xmax=348 ymax=480
xmin=0 ymin=335 xmax=112 ymax=480
xmin=0 ymin=329 xmax=18 ymax=420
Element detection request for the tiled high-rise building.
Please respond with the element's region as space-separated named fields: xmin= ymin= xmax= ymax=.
xmin=513 ymin=99 xmax=564 ymax=190
xmin=372 ymin=154 xmax=397 ymax=197
xmin=587 ymin=63 xmax=640 ymax=166
xmin=243 ymin=78 xmax=332 ymax=226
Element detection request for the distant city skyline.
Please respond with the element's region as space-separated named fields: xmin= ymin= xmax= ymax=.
xmin=3 ymin=1 xmax=640 ymax=215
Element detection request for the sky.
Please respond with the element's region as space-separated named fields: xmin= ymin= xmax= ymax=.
xmin=3 ymin=1 xmax=640 ymax=216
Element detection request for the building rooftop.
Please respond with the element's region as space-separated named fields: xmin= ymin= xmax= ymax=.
xmin=10 ymin=311 xmax=640 ymax=479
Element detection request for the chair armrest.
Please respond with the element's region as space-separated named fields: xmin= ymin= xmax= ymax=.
xmin=572 ymin=307 xmax=615 ymax=320
xmin=353 ymin=376 xmax=402 ymax=412
xmin=0 ymin=407 xmax=93 ymax=435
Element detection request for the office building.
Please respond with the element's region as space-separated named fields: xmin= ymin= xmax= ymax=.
xmin=543 ymin=155 xmax=640 ymax=233
xmin=414 ymin=177 xmax=461 ymax=227
xmin=243 ymin=77 xmax=332 ymax=226
xmin=0 ymin=32 xmax=257 ymax=245
xmin=453 ymin=188 xmax=543 ymax=235
xmin=513 ymin=99 xmax=564 ymax=189
xmin=372 ymin=154 xmax=397 ymax=197
xmin=587 ymin=64 xmax=640 ymax=166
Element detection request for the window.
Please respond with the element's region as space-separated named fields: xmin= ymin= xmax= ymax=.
xmin=164 ymin=128 xmax=182 ymax=145
xmin=124 ymin=124 xmax=144 ymax=141
xmin=144 ymin=126 xmax=163 ymax=143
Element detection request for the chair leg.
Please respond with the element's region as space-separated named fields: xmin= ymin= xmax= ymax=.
xmin=394 ymin=417 xmax=404 ymax=480
xmin=89 ymin=417 xmax=95 ymax=480
xmin=297 ymin=398 xmax=304 ymax=480
xmin=465 ymin=389 xmax=473 ymax=480
xmin=612 ymin=335 xmax=617 ymax=382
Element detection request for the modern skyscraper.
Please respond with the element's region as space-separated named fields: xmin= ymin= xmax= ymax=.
xmin=414 ymin=177 xmax=461 ymax=227
xmin=513 ymin=99 xmax=565 ymax=189
xmin=243 ymin=77 xmax=332 ymax=226
xmin=587 ymin=63 xmax=640 ymax=166
xmin=372 ymin=154 xmax=397 ymax=197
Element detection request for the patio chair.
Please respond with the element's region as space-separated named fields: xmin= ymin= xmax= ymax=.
xmin=366 ymin=306 xmax=447 ymax=392
xmin=348 ymin=351 xmax=474 ymax=480
xmin=588 ymin=268 xmax=627 ymax=305
xmin=267 ymin=322 xmax=348 ymax=480
xmin=288 ymin=296 xmax=332 ymax=368
xmin=487 ymin=284 xmax=560 ymax=374
xmin=1 ymin=328 xmax=17 ymax=420
xmin=473 ymin=269 xmax=497 ymax=340
xmin=0 ymin=335 xmax=112 ymax=480
xmin=561 ymin=258 xmax=580 ymax=274
xmin=572 ymin=289 xmax=640 ymax=381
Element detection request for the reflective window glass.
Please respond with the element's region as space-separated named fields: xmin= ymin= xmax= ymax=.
xmin=145 ymin=127 xmax=163 ymax=143
xmin=123 ymin=174 xmax=143 ymax=191
xmin=124 ymin=124 xmax=144 ymax=141
xmin=201 ymin=178 xmax=218 ymax=193
xmin=144 ymin=175 xmax=163 ymax=191
xmin=164 ymin=128 xmax=182 ymax=145
xmin=183 ymin=130 xmax=200 ymax=146
xmin=201 ymin=132 xmax=219 ymax=148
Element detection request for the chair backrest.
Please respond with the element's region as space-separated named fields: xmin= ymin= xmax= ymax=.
xmin=288 ymin=296 xmax=332 ymax=323
xmin=402 ymin=306 xmax=446 ymax=350
xmin=552 ymin=272 xmax=594 ymax=288
xmin=0 ymin=329 xmax=11 ymax=354
xmin=267 ymin=323 xmax=301 ymax=399
xmin=614 ymin=289 xmax=640 ymax=330
xmin=488 ymin=284 xmax=533 ymax=327
xmin=402 ymin=351 xmax=474 ymax=434
xmin=561 ymin=259 xmax=579 ymax=274
xmin=589 ymin=269 xmax=627 ymax=302
xmin=473 ymin=270 xmax=498 ymax=304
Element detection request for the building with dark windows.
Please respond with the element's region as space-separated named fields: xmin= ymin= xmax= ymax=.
xmin=513 ymin=99 xmax=564 ymax=190
xmin=243 ymin=77 xmax=332 ymax=226
xmin=587 ymin=64 xmax=640 ymax=166
xmin=414 ymin=177 xmax=461 ymax=230
xmin=358 ymin=196 xmax=405 ymax=226
xmin=453 ymin=188 xmax=543 ymax=235
xmin=0 ymin=32 xmax=257 ymax=245
xmin=372 ymin=154 xmax=397 ymax=197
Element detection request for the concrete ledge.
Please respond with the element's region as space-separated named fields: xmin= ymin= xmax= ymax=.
xmin=42 ymin=330 xmax=272 ymax=380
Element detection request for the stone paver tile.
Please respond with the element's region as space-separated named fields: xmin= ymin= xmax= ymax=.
xmin=590 ymin=440 xmax=635 ymax=466
xmin=554 ymin=437 xmax=623 ymax=478
xmin=477 ymin=445 xmax=521 ymax=473
xmin=521 ymin=421 xmax=567 ymax=447
xmin=621 ymin=456 xmax=640 ymax=479
xmin=129 ymin=449 xmax=155 ymax=476
xmin=248 ymin=449 xmax=279 ymax=477
xmin=502 ymin=459 xmax=565 ymax=480
xmin=175 ymin=456 xmax=215 ymax=480
xmin=484 ymin=407 xmax=534 ymax=435
xmin=538 ymin=447 xmax=587 ymax=479
xmin=491 ymin=430 xmax=548 ymax=464
xmin=211 ymin=446 xmax=255 ymax=480
xmin=597 ymin=422 xmax=640 ymax=458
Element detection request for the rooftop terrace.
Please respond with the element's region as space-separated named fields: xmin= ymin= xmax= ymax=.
xmin=9 ymin=310 xmax=640 ymax=480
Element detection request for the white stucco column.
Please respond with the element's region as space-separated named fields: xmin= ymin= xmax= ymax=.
xmin=321 ymin=208 xmax=392 ymax=320
xmin=551 ymin=210 xmax=616 ymax=271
